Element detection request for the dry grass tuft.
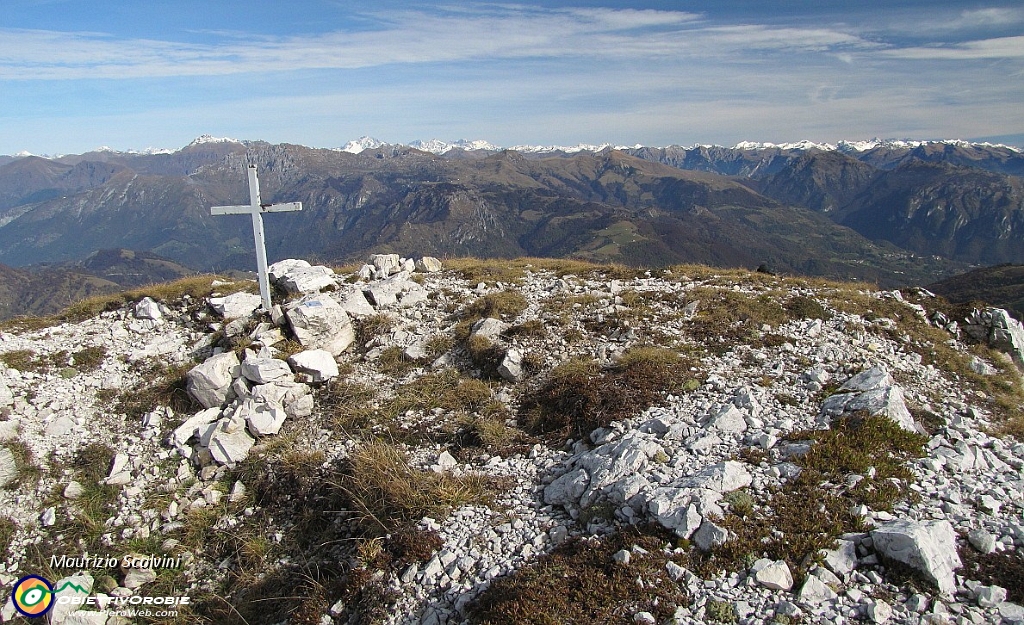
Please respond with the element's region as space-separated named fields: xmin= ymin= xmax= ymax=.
xmin=521 ymin=347 xmax=703 ymax=442
xmin=468 ymin=526 xmax=688 ymax=624
xmin=339 ymin=440 xmax=496 ymax=535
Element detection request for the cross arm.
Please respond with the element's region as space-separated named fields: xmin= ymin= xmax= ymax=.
xmin=261 ymin=201 xmax=302 ymax=213
xmin=211 ymin=205 xmax=253 ymax=215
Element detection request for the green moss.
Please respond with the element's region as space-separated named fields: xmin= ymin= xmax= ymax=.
xmin=706 ymin=600 xmax=738 ymax=624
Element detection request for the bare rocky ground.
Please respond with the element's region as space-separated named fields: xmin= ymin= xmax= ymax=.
xmin=1 ymin=255 xmax=1024 ymax=625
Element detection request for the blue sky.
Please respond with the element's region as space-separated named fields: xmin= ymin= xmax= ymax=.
xmin=2 ymin=0 xmax=1023 ymax=154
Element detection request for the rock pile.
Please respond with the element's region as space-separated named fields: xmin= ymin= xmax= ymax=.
xmin=1 ymin=256 xmax=1023 ymax=625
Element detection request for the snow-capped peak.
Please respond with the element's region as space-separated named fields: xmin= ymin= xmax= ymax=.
xmin=187 ymin=134 xmax=242 ymax=147
xmin=407 ymin=139 xmax=503 ymax=154
xmin=733 ymin=140 xmax=836 ymax=151
xmin=338 ymin=136 xmax=387 ymax=154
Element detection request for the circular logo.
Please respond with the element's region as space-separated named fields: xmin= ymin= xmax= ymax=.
xmin=11 ymin=575 xmax=54 ymax=617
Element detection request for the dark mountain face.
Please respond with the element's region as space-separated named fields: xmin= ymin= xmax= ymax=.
xmin=927 ymin=263 xmax=1024 ymax=321
xmin=10 ymin=138 xmax=1024 ymax=290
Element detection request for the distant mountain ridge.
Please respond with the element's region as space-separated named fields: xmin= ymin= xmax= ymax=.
xmin=3 ymin=135 xmax=1024 ymax=297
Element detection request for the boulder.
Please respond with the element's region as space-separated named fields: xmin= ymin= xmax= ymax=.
xmin=692 ymin=520 xmax=729 ymax=551
xmin=797 ymin=574 xmax=838 ymax=604
xmin=417 ymin=257 xmax=443 ymax=272
xmin=251 ymin=381 xmax=313 ymax=418
xmin=470 ymin=317 xmax=508 ymax=340
xmin=871 ymin=519 xmax=961 ymax=595
xmin=241 ymin=402 xmax=288 ymax=437
xmin=819 ymin=365 xmax=917 ymax=431
xmin=706 ymin=404 xmax=747 ymax=433
xmin=754 ymin=560 xmax=794 ymax=591
xmin=964 ymin=307 xmax=1024 ymax=369
xmin=821 ymin=539 xmax=858 ymax=576
xmin=205 ymin=416 xmax=255 ymax=465
xmin=269 ymin=259 xmax=336 ymax=294
xmin=288 ymin=349 xmax=339 ymax=382
xmin=370 ymin=253 xmax=401 ymax=278
xmin=0 ymin=447 xmax=17 ymax=488
xmin=681 ymin=461 xmax=752 ymax=492
xmin=48 ymin=572 xmax=94 ymax=625
xmin=134 ymin=297 xmax=163 ymax=320
xmin=209 ymin=291 xmax=263 ymax=318
xmin=186 ymin=352 xmax=240 ymax=409
xmin=240 ymin=355 xmax=294 ymax=384
xmin=365 ymin=272 xmax=427 ymax=307
xmin=287 ymin=295 xmax=355 ymax=356
xmin=170 ymin=407 xmax=222 ymax=449
xmin=498 ymin=348 xmax=523 ymax=382
xmin=336 ymin=288 xmax=376 ymax=318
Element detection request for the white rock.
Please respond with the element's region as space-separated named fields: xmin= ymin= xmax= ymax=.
xmin=63 ymin=480 xmax=84 ymax=499
xmin=287 ymin=349 xmax=339 ymax=382
xmin=417 ymin=257 xmax=443 ymax=272
xmin=820 ymin=365 xmax=917 ymax=431
xmin=123 ymin=567 xmax=158 ymax=589
xmin=0 ymin=447 xmax=17 ymax=488
xmin=968 ymin=528 xmax=997 ymax=555
xmin=268 ymin=258 xmax=311 ymax=281
xmin=797 ymin=574 xmax=838 ymax=604
xmin=682 ymin=461 xmax=753 ymax=493
xmin=470 ymin=317 xmax=508 ymax=340
xmin=186 ymin=352 xmax=240 ymax=409
xmin=209 ymin=291 xmax=263 ymax=318
xmin=755 ymin=560 xmax=794 ymax=591
xmin=48 ymin=572 xmax=93 ymax=624
xmin=244 ymin=403 xmax=287 ymax=437
xmin=370 ymin=253 xmax=401 ymax=277
xmin=977 ymin=585 xmax=1008 ymax=608
xmin=287 ymin=295 xmax=355 ymax=356
xmin=240 ymin=355 xmax=293 ymax=384
xmin=707 ymin=404 xmax=747 ymax=433
xmin=170 ymin=407 xmax=222 ymax=448
xmin=0 ymin=380 xmax=12 ymax=407
xmin=207 ymin=419 xmax=256 ymax=465
xmin=134 ymin=297 xmax=163 ymax=320
xmin=692 ymin=520 xmax=728 ymax=551
xmin=40 ymin=506 xmax=56 ymax=526
xmin=498 ymin=348 xmax=523 ymax=382
xmin=867 ymin=599 xmax=893 ymax=623
xmin=821 ymin=539 xmax=859 ymax=576
xmin=336 ymin=288 xmax=376 ymax=318
xmin=871 ymin=519 xmax=961 ymax=595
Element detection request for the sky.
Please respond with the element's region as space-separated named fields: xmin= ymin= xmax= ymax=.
xmin=2 ymin=0 xmax=1023 ymax=155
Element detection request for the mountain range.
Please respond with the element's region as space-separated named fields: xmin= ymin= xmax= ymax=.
xmin=2 ymin=135 xmax=1023 ymax=316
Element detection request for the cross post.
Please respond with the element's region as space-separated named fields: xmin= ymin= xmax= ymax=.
xmin=211 ymin=165 xmax=302 ymax=312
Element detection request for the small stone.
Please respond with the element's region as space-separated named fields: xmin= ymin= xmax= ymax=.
xmin=976 ymin=585 xmax=1007 ymax=608
xmin=868 ymin=599 xmax=893 ymax=623
xmin=612 ymin=550 xmax=631 ymax=565
xmin=124 ymin=567 xmax=158 ymax=589
xmin=63 ymin=480 xmax=84 ymax=499
xmin=692 ymin=520 xmax=729 ymax=552
xmin=755 ymin=560 xmax=794 ymax=591
xmin=797 ymin=575 xmax=838 ymax=604
xmin=968 ymin=528 xmax=997 ymax=555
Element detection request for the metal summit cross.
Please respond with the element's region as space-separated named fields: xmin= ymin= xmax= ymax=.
xmin=211 ymin=164 xmax=302 ymax=312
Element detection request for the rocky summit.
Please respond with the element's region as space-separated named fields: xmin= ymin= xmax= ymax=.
xmin=1 ymin=256 xmax=1024 ymax=625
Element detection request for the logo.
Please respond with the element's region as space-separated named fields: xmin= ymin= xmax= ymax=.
xmin=11 ymin=575 xmax=54 ymax=617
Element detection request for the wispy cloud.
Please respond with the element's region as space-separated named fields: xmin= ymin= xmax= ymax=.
xmin=0 ymin=6 xmax=887 ymax=80
xmin=880 ymin=35 xmax=1024 ymax=60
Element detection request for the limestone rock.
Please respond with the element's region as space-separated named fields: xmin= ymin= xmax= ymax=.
xmin=209 ymin=291 xmax=263 ymax=319
xmin=0 ymin=447 xmax=17 ymax=488
xmin=498 ymin=348 xmax=523 ymax=382
xmin=964 ymin=307 xmax=1024 ymax=369
xmin=279 ymin=265 xmax=336 ymax=294
xmin=0 ymin=379 xmax=12 ymax=407
xmin=470 ymin=317 xmax=508 ymax=340
xmin=186 ymin=352 xmax=240 ymax=409
xmin=288 ymin=349 xmax=339 ymax=382
xmin=240 ymin=355 xmax=294 ymax=384
xmin=871 ymin=519 xmax=961 ymax=595
xmin=48 ymin=572 xmax=93 ymax=624
xmin=287 ymin=295 xmax=355 ymax=356
xmin=821 ymin=539 xmax=858 ymax=576
xmin=206 ymin=417 xmax=255 ymax=465
xmin=692 ymin=520 xmax=729 ymax=551
xmin=336 ymin=288 xmax=376 ymax=318
xmin=134 ymin=297 xmax=163 ymax=320
xmin=370 ymin=253 xmax=401 ymax=278
xmin=797 ymin=574 xmax=838 ymax=604
xmin=755 ymin=560 xmax=794 ymax=591
xmin=417 ymin=256 xmax=443 ymax=272
xmin=123 ymin=567 xmax=157 ymax=589
xmin=170 ymin=407 xmax=222 ymax=449
xmin=820 ymin=365 xmax=917 ymax=431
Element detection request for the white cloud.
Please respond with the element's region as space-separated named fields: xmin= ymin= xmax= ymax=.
xmin=881 ymin=35 xmax=1024 ymax=60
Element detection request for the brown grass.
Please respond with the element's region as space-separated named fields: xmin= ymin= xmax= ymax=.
xmin=521 ymin=347 xmax=703 ymax=442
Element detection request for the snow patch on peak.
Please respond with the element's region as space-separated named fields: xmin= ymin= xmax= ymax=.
xmin=733 ymin=140 xmax=836 ymax=151
xmin=188 ymin=134 xmax=242 ymax=147
xmin=408 ymin=139 xmax=502 ymax=154
xmin=338 ymin=136 xmax=386 ymax=154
